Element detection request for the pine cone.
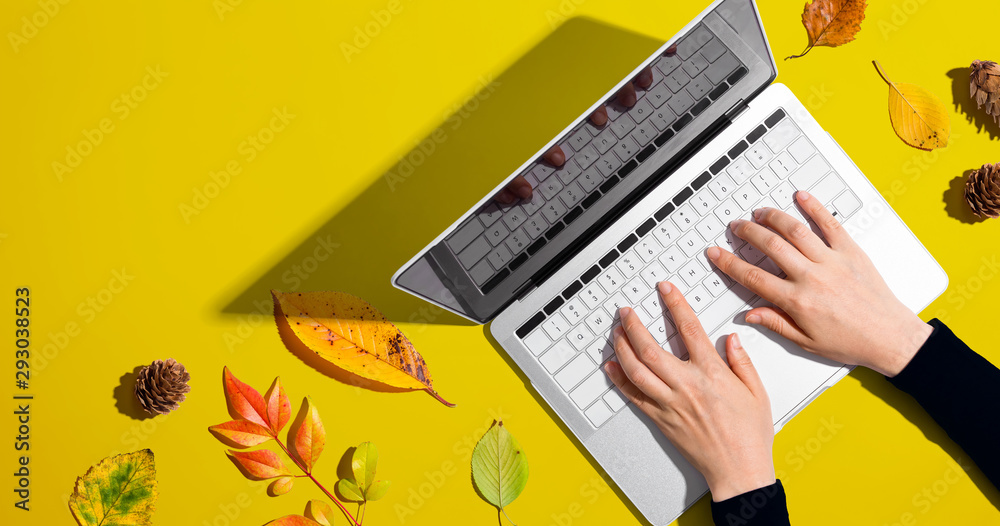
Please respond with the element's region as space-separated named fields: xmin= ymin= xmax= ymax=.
xmin=134 ymin=358 xmax=191 ymax=415
xmin=965 ymin=163 xmax=1000 ymax=219
xmin=970 ymin=60 xmax=1000 ymax=124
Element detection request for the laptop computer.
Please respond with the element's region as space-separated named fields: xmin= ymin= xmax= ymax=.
xmin=392 ymin=0 xmax=948 ymax=522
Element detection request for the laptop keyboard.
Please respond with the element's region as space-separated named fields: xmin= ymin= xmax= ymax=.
xmin=515 ymin=108 xmax=864 ymax=429
xmin=445 ymin=24 xmax=747 ymax=294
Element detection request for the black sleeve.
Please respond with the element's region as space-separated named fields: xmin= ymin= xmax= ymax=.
xmin=711 ymin=480 xmax=790 ymax=526
xmin=887 ymin=318 xmax=1000 ymax=489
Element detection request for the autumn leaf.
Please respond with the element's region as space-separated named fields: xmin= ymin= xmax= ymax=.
xmin=305 ymin=500 xmax=335 ymax=526
xmin=471 ymin=421 xmax=528 ymax=525
xmin=270 ymin=477 xmax=295 ymax=496
xmin=209 ymin=420 xmax=273 ymax=448
xmin=266 ymin=515 xmax=324 ymax=525
xmin=873 ymin=61 xmax=950 ymax=150
xmin=272 ymin=290 xmax=453 ymax=407
xmin=787 ymin=0 xmax=866 ymax=60
xmin=265 ymin=377 xmax=292 ymax=435
xmin=289 ymin=396 xmax=326 ymax=473
xmin=69 ymin=449 xmax=158 ymax=526
xmin=227 ymin=449 xmax=293 ymax=480
xmin=223 ymin=366 xmax=270 ymax=429
xmin=338 ymin=441 xmax=391 ymax=502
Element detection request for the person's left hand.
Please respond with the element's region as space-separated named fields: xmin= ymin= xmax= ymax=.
xmin=606 ymin=281 xmax=776 ymax=501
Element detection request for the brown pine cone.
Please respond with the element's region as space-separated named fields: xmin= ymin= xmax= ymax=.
xmin=970 ymin=60 xmax=1000 ymax=124
xmin=134 ymin=358 xmax=191 ymax=415
xmin=965 ymin=163 xmax=1000 ymax=219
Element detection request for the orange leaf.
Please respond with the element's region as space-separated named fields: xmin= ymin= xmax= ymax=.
xmin=266 ymin=515 xmax=323 ymax=526
xmin=269 ymin=476 xmax=295 ymax=496
xmin=265 ymin=377 xmax=292 ymax=435
xmin=227 ymin=449 xmax=292 ymax=480
xmin=223 ymin=367 xmax=270 ymax=429
xmin=289 ymin=397 xmax=326 ymax=473
xmin=787 ymin=0 xmax=867 ymax=60
xmin=272 ymin=290 xmax=454 ymax=407
xmin=209 ymin=420 xmax=273 ymax=448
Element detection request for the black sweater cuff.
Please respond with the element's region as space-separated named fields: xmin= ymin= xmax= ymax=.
xmin=711 ymin=480 xmax=790 ymax=526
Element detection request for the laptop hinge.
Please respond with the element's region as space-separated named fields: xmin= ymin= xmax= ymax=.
xmin=513 ymin=280 xmax=535 ymax=302
xmin=724 ymin=99 xmax=750 ymax=122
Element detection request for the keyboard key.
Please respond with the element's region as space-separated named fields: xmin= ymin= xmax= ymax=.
xmin=678 ymin=230 xmax=704 ymax=258
xmin=647 ymin=82 xmax=672 ymax=108
xmin=790 ymin=154 xmax=832 ymax=191
xmin=571 ymin=370 xmax=615 ymax=408
xmin=469 ymin=259 xmax=493 ymax=285
xmin=576 ymin=144 xmax=600 ymax=169
xmin=833 ymin=190 xmax=862 ymax=217
xmin=585 ymin=400 xmax=614 ymax=427
xmin=610 ymin=115 xmax=637 ymax=139
xmin=631 ymin=119 xmax=658 ymax=147
xmin=578 ymin=167 xmax=602 ymax=193
xmin=487 ymin=245 xmax=513 ymax=269
xmin=676 ymin=25 xmax=712 ymax=60
xmin=672 ymin=203 xmax=698 ymax=231
xmin=585 ymin=309 xmax=612 ymax=336
xmin=788 ymin=136 xmax=816 ymax=163
xmin=543 ymin=312 xmax=571 ymax=340
xmin=811 ymin=172 xmax=846 ymax=205
xmin=665 ymin=68 xmax=690 ymax=93
xmin=727 ymin=156 xmax=754 ymax=183
xmin=567 ymin=324 xmax=596 ymax=351
xmin=701 ymin=38 xmax=726 ymax=62
xmin=539 ymin=178 xmax=563 ymax=200
xmin=447 ymin=218 xmax=485 ymax=253
xmin=646 ymin=314 xmax=676 ymax=344
xmin=558 ymin=181 xmax=585 ymax=209
xmin=687 ymin=284 xmax=711 ymax=312
xmin=560 ymin=296 xmax=587 ymax=324
xmin=599 ymin=267 xmax=626 ymax=294
xmin=505 ymin=228 xmax=530 ymax=254
xmin=541 ymin=200 xmax=568 ymax=223
xmin=502 ymin=206 xmax=528 ymax=231
xmin=691 ymin=188 xmax=718 ymax=215
xmin=541 ymin=340 xmax=577 ymax=373
xmin=586 ymin=337 xmax=616 ymax=365
xmin=772 ymin=181 xmax=795 ymax=209
xmin=696 ymin=214 xmax=725 ymax=241
xmin=640 ymin=291 xmax=666 ymax=320
xmin=594 ymin=128 xmax=618 ymax=154
xmin=622 ymin=276 xmax=651 ymax=304
xmin=656 ymin=53 xmax=682 ymax=75
xmin=568 ymin=127 xmax=592 ymax=151
xmin=635 ymin=237 xmax=661 ymax=263
xmin=604 ymin=388 xmax=627 ymax=412
xmin=708 ymin=174 xmax=736 ymax=200
xmin=523 ymin=214 xmax=547 ymax=239
xmin=602 ymin=291 xmax=629 ymax=318
xmin=763 ymin=120 xmax=799 ymax=153
xmin=750 ymin=167 xmax=780 ymax=195
xmin=686 ymin=73 xmax=712 ymax=100
xmin=733 ymin=185 xmax=762 ymax=210
xmin=746 ymin=143 xmax=773 ymax=169
xmin=523 ymin=329 xmax=551 ymax=356
xmin=683 ymin=54 xmax=709 ymax=77
xmin=640 ymin=261 xmax=668 ymax=288
xmin=679 ymin=259 xmax=708 ymax=287
xmin=580 ymin=283 xmax=609 ymax=309
xmin=668 ymin=91 xmax=695 ymax=115
xmin=705 ymin=53 xmax=739 ymax=84
xmin=597 ymin=155 xmax=623 ymax=177
xmin=653 ymin=220 xmax=681 ymax=246
xmin=458 ymin=236 xmax=491 ymax=268
xmin=659 ymin=245 xmax=685 ymax=272
xmin=613 ymin=136 xmax=639 ymax=162
xmin=703 ymin=272 xmax=732 ymax=297
xmin=769 ymin=151 xmax=797 ymax=178
xmin=556 ymin=353 xmax=598 ymax=391
xmin=650 ymin=107 xmax=675 ymax=131
xmin=716 ymin=228 xmax=745 ymax=253
xmin=628 ymin=98 xmax=654 ymax=123
xmin=616 ymin=250 xmax=642 ymax=277
xmin=714 ymin=197 xmax=740 ymax=223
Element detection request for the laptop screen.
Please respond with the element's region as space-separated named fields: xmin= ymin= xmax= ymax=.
xmin=393 ymin=0 xmax=776 ymax=323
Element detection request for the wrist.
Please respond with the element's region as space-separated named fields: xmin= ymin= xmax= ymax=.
xmin=876 ymin=316 xmax=933 ymax=377
xmin=708 ymin=466 xmax=776 ymax=502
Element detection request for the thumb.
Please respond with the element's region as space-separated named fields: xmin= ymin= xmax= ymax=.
xmin=745 ymin=306 xmax=810 ymax=347
xmin=726 ymin=333 xmax=765 ymax=396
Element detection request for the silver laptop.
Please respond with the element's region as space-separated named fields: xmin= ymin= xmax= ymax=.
xmin=392 ymin=1 xmax=947 ymax=522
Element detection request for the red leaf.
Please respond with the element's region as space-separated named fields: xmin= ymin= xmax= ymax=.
xmin=209 ymin=420 xmax=273 ymax=448
xmin=289 ymin=397 xmax=326 ymax=473
xmin=266 ymin=516 xmax=323 ymax=526
xmin=265 ymin=377 xmax=291 ymax=435
xmin=223 ymin=367 xmax=270 ymax=429
xmin=227 ymin=449 xmax=292 ymax=480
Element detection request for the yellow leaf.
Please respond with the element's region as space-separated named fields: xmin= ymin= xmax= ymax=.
xmin=873 ymin=61 xmax=950 ymax=150
xmin=69 ymin=449 xmax=158 ymax=526
xmin=787 ymin=0 xmax=867 ymax=60
xmin=272 ymin=290 xmax=454 ymax=407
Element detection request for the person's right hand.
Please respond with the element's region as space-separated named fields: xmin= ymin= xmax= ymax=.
xmin=707 ymin=190 xmax=933 ymax=377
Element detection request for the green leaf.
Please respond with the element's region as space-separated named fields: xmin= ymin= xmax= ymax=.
xmin=471 ymin=420 xmax=528 ymax=516
xmin=68 ymin=449 xmax=158 ymax=526
xmin=336 ymin=478 xmax=365 ymax=502
xmin=352 ymin=441 xmax=378 ymax=493
xmin=366 ymin=479 xmax=391 ymax=501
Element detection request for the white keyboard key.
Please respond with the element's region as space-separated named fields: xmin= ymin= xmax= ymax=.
xmin=558 ymin=181 xmax=585 ymax=209
xmin=599 ymin=267 xmax=626 ymax=294
xmin=679 ymin=259 xmax=708 ymax=288
xmin=646 ymin=315 xmax=676 ymax=344
xmin=659 ymin=245 xmax=685 ymax=272
xmin=650 ymin=106 xmax=675 ymax=131
xmin=604 ymin=388 xmax=628 ymax=412
xmin=610 ymin=115 xmax=637 ymax=139
xmin=772 ymin=181 xmax=795 ymax=209
xmin=586 ymin=337 xmax=616 ymax=365
xmin=616 ymin=250 xmax=643 ymax=277
xmin=579 ymin=167 xmax=602 ymax=193
xmin=714 ymin=197 xmax=740 ymax=223
xmin=640 ymin=291 xmax=666 ymax=321
xmin=576 ymin=144 xmax=600 ymax=169
xmin=738 ymin=242 xmax=765 ymax=264
xmin=653 ymin=220 xmax=681 ymax=246
xmin=716 ymin=228 xmax=745 ymax=253
xmin=691 ymin=189 xmax=718 ymax=216
xmin=539 ymin=178 xmax=563 ymax=200
xmin=613 ymin=136 xmax=639 ymax=163
xmin=631 ymin=119 xmax=658 ymax=147
xmin=763 ymin=120 xmax=799 ymax=153
xmin=768 ymin=151 xmax=797 ymax=179
xmin=556 ymin=353 xmax=597 ymax=391
xmin=567 ymin=324 xmax=596 ymax=351
xmin=580 ymin=284 xmax=608 ymax=310
xmin=695 ymin=214 xmax=725 ymax=241
xmin=540 ymin=340 xmax=576 ymax=373
xmin=484 ymin=222 xmax=509 ymax=247
xmin=788 ymin=136 xmax=816 ymax=163
xmin=523 ymin=330 xmax=551 ymax=356
xmin=585 ymin=310 xmax=613 ymax=337
xmin=585 ymin=400 xmax=614 ymax=427
xmin=811 ymin=172 xmax=846 ymax=205
xmin=487 ymin=245 xmax=513 ymax=269
xmin=640 ymin=261 xmax=668 ymax=288
xmin=727 ymin=156 xmax=754 ymax=183
xmin=622 ymin=276 xmax=650 ymax=304
xmin=603 ymin=292 xmax=629 ymax=319
xmin=523 ymin=214 xmax=547 ymax=240
xmin=733 ymin=184 xmax=762 ymax=210
xmin=597 ymin=155 xmax=623 ymax=178
xmin=540 ymin=200 xmax=568 ymax=224
xmin=480 ymin=204 xmax=503 ymax=226
xmin=505 ymin=228 xmax=529 ymax=255
xmin=833 ymin=190 xmax=862 ymax=218
xmin=628 ymin=98 xmax=655 ymax=124
xmin=703 ymin=272 xmax=732 ymax=297
xmin=708 ymin=174 xmax=736 ymax=200
xmin=687 ymin=284 xmax=711 ymax=312
xmin=521 ymin=191 xmax=546 ymax=216
xmin=543 ymin=312 xmax=571 ymax=340
xmin=594 ymin=128 xmax=618 ymax=154
xmin=457 ymin=237 xmax=491 ymax=268
xmin=532 ymin=163 xmax=556 ymax=182
xmin=750 ymin=167 xmax=780 ymax=195
xmin=568 ymin=127 xmax=592 ymax=151
xmin=678 ymin=230 xmax=704 ymax=257
xmin=696 ymin=286 xmax=751 ymax=335
xmin=672 ymin=203 xmax=698 ymax=231
xmin=785 ymin=205 xmax=808 ymax=224
xmin=560 ymin=297 xmax=587 ymax=324
xmin=746 ymin=143 xmax=773 ymax=169
xmin=571 ymin=370 xmax=615 ymax=408
xmin=635 ymin=237 xmax=661 ymax=263
xmin=556 ymin=160 xmax=583 ymax=185
xmin=789 ymin=154 xmax=831 ymax=191
xmin=448 ymin=218 xmax=485 ymax=253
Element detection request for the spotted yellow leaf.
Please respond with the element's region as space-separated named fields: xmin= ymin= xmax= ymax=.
xmin=874 ymin=60 xmax=950 ymax=150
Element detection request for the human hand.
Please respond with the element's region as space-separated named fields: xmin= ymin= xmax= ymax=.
xmin=707 ymin=191 xmax=933 ymax=377
xmin=605 ymin=281 xmax=775 ymax=501
xmin=493 ymin=145 xmax=565 ymax=205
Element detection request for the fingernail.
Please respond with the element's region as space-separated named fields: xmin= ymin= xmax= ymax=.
xmin=517 ymin=186 xmax=532 ymax=199
xmin=746 ymin=313 xmax=762 ymax=324
xmin=658 ymin=281 xmax=673 ymax=294
xmin=619 ymin=306 xmax=632 ymax=317
xmin=707 ymin=246 xmax=721 ymax=260
xmin=732 ymin=333 xmax=742 ymax=348
xmin=730 ymin=219 xmax=745 ymax=229
xmin=797 ymin=190 xmax=811 ymax=201
xmin=604 ymin=362 xmax=616 ymax=375
xmin=753 ymin=208 xmax=767 ymax=220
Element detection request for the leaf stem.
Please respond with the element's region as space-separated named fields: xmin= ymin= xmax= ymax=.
xmin=500 ymin=506 xmax=517 ymax=526
xmin=274 ymin=438 xmax=360 ymax=526
xmin=360 ymin=501 xmax=367 ymax=525
xmin=785 ymin=43 xmax=813 ymax=60
xmin=424 ymin=388 xmax=456 ymax=407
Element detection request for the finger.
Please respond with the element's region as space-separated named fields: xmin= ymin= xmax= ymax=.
xmin=745 ymin=306 xmax=811 ymax=348
xmin=543 ymin=145 xmax=566 ymax=167
xmin=617 ymin=82 xmax=637 ymax=107
xmin=664 ymin=45 xmax=678 ymax=56
xmin=657 ymin=281 xmax=720 ymax=365
xmin=612 ymin=325 xmax=673 ymax=402
xmin=730 ymin=219 xmax=810 ymax=275
xmin=634 ymin=67 xmax=653 ymax=89
xmin=796 ymin=190 xmax=854 ymax=249
xmin=507 ymin=176 xmax=532 ymax=200
xmin=752 ymin=207 xmax=829 ymax=263
xmin=725 ymin=333 xmax=766 ymax=398
xmin=589 ymin=105 xmax=609 ymax=126
xmin=618 ymin=306 xmax=681 ymax=384
xmin=707 ymin=246 xmax=793 ymax=305
xmin=494 ymin=188 xmax=516 ymax=204
xmin=604 ymin=360 xmax=660 ymax=413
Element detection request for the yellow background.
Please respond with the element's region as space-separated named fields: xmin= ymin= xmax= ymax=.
xmin=3 ymin=0 xmax=999 ymax=525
